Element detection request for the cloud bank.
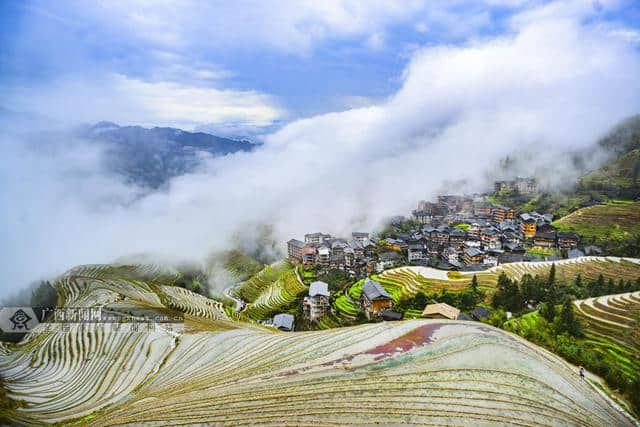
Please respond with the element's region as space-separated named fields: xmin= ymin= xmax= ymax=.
xmin=1 ymin=1 xmax=640 ymax=294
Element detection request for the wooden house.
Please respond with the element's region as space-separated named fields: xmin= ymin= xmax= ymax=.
xmin=422 ymin=303 xmax=460 ymax=320
xmin=360 ymin=279 xmax=393 ymax=319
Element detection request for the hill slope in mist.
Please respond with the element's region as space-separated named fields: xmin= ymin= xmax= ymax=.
xmin=82 ymin=122 xmax=259 ymax=188
xmin=0 ymin=263 xmax=634 ymax=426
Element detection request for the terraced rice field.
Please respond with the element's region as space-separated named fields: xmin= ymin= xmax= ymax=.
xmin=377 ymin=257 xmax=640 ymax=299
xmin=242 ymin=269 xmax=307 ymax=320
xmin=574 ymin=291 xmax=640 ymax=379
xmin=232 ymin=260 xmax=295 ymax=303
xmin=552 ymin=202 xmax=640 ymax=242
xmin=1 ymin=266 xmax=635 ymax=426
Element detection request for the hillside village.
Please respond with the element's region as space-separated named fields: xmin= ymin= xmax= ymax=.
xmin=276 ymin=177 xmax=613 ymax=329
xmin=287 ymin=177 xmax=593 ymax=277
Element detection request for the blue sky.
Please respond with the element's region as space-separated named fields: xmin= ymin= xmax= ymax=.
xmin=2 ymin=1 xmax=639 ymax=136
xmin=8 ymin=0 xmax=639 ymax=134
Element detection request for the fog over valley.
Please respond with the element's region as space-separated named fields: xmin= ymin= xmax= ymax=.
xmin=1 ymin=0 xmax=640 ymax=294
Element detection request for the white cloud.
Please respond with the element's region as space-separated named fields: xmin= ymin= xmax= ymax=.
xmin=27 ymin=0 xmax=531 ymax=56
xmin=2 ymin=0 xmax=640 ymax=292
xmin=6 ymin=74 xmax=285 ymax=130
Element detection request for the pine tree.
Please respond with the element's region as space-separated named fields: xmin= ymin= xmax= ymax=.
xmin=540 ymin=301 xmax=556 ymax=323
xmin=625 ymin=280 xmax=633 ymax=292
xmin=559 ymin=297 xmax=581 ymax=336
xmin=548 ymin=263 xmax=556 ymax=286
xmin=574 ymin=274 xmax=582 ymax=289
xmin=596 ymin=274 xmax=605 ymax=295
xmin=546 ymin=263 xmax=558 ymax=305
xmin=471 ymin=274 xmax=478 ymax=294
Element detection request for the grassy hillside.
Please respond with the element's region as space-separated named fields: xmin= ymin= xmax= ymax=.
xmin=574 ymin=292 xmax=640 ymax=383
xmin=221 ymin=250 xmax=262 ymax=281
xmin=0 ymin=266 xmax=633 ymax=425
xmin=504 ymin=291 xmax=640 ymax=416
xmin=552 ymin=202 xmax=640 ymax=242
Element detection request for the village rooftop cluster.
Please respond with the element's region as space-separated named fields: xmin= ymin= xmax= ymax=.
xmin=287 ymin=178 xmax=597 ymax=276
xmin=278 ymin=177 xmax=605 ymax=329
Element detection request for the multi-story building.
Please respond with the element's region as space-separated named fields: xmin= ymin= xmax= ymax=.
xmin=480 ymin=228 xmax=501 ymax=249
xmin=302 ymin=245 xmax=317 ymax=265
xmin=304 ymin=232 xmax=331 ymax=244
xmin=463 ymin=247 xmax=485 ymax=265
xmin=473 ymin=202 xmax=492 ymax=218
xmin=432 ymin=226 xmax=450 ymax=245
xmin=448 ymin=228 xmax=466 ymax=249
xmin=533 ymin=231 xmax=556 ymax=248
xmin=303 ymin=281 xmax=331 ymax=321
xmin=408 ymin=244 xmax=427 ymax=263
xmin=557 ymin=232 xmax=579 ymax=249
xmin=491 ymin=204 xmax=515 ymax=223
xmin=287 ymin=239 xmax=304 ymax=262
xmin=519 ymin=214 xmax=537 ymax=238
xmin=317 ymin=245 xmax=331 ymax=266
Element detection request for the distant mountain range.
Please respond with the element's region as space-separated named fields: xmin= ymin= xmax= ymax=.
xmin=81 ymin=122 xmax=260 ymax=188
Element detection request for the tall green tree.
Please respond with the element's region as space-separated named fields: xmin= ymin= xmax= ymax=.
xmin=559 ymin=297 xmax=581 ymax=336
xmin=540 ymin=301 xmax=556 ymax=323
xmin=471 ymin=274 xmax=478 ymax=294
xmin=492 ymin=272 xmax=523 ymax=312
xmin=545 ymin=263 xmax=559 ymax=305
xmin=574 ymin=274 xmax=582 ymax=289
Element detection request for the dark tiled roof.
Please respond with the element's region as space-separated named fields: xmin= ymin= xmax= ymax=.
xmin=380 ymin=309 xmax=402 ymax=320
xmin=362 ymin=279 xmax=392 ymax=301
xmin=534 ymin=231 xmax=556 ymax=239
xmin=471 ymin=306 xmax=492 ymax=320
xmin=464 ymin=248 xmax=483 ymax=257
xmin=287 ymin=239 xmax=305 ymax=248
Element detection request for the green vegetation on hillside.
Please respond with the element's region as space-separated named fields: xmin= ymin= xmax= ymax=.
xmin=222 ymin=250 xmax=262 ymax=281
xmin=552 ymin=202 xmax=640 ymax=241
xmin=492 ymin=264 xmax=640 ymax=416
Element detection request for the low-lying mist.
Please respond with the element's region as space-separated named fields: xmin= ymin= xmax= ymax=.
xmin=1 ymin=7 xmax=640 ymax=296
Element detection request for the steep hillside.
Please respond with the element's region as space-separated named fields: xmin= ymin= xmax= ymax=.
xmin=552 ymin=203 xmax=640 ymax=243
xmin=0 ymin=264 xmax=634 ymax=425
xmin=579 ymin=149 xmax=640 ymax=196
xmin=574 ymin=291 xmax=640 ymax=381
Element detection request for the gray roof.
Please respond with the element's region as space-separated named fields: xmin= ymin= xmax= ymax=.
xmin=380 ymin=309 xmax=402 ymax=320
xmin=534 ymin=231 xmax=556 ymax=239
xmin=558 ymin=232 xmax=579 ymax=240
xmin=379 ymin=251 xmax=401 ymax=262
xmin=287 ymin=239 xmax=304 ymax=248
xmin=472 ymin=306 xmax=492 ymax=319
xmin=568 ymin=249 xmax=585 ymax=258
xmin=273 ymin=313 xmax=295 ymax=331
xmin=309 ymin=281 xmax=330 ymax=297
xmin=449 ymin=228 xmax=466 ymax=237
xmin=464 ymin=248 xmax=484 ymax=257
xmin=362 ymin=279 xmax=392 ymax=301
